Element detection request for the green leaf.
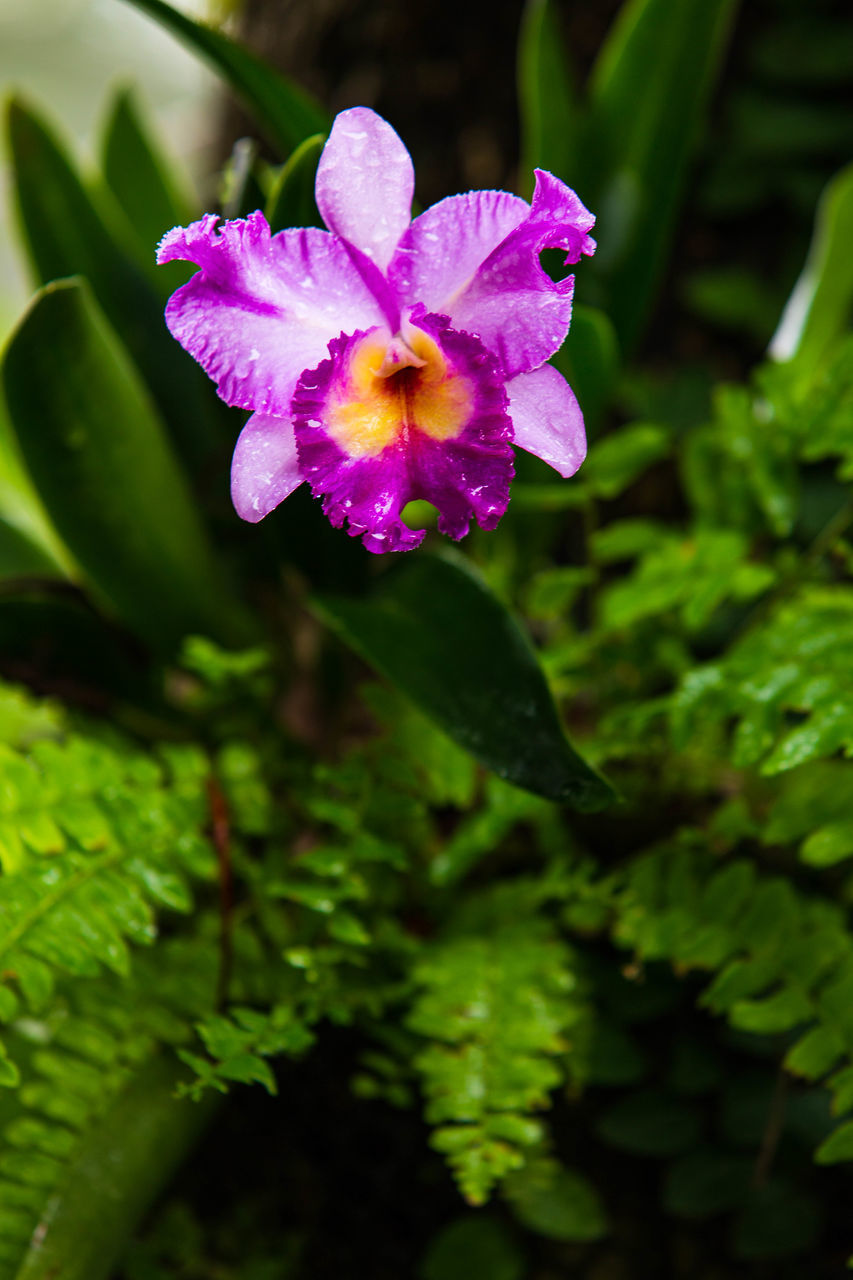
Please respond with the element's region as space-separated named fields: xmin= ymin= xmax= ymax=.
xmin=99 ymin=85 xmax=196 ymax=291
xmin=503 ymin=1159 xmax=608 ymax=1242
xmin=314 ymin=554 xmax=613 ymax=810
xmin=785 ymin=1025 xmax=845 ymax=1080
xmin=587 ymin=0 xmax=739 ymax=350
xmin=12 ymin=1054 xmax=217 ymax=1280
xmin=731 ymin=1181 xmax=822 ymax=1259
xmin=420 ymin=1216 xmax=523 ymax=1280
xmin=266 ymin=134 xmax=326 ymax=233
xmin=0 ymin=1047 xmax=20 ymax=1089
xmin=2 ymin=278 xmax=252 ymax=652
xmin=815 ymin=1118 xmax=853 ymax=1164
xmin=120 ymin=0 xmax=327 ymax=158
xmin=582 ymin=422 xmax=671 ymax=499
xmin=801 ymin=820 xmax=853 ymax=868
xmin=517 ymin=0 xmax=579 ymax=196
xmin=0 ymin=517 xmax=63 ymax=582
xmin=0 ymin=399 xmax=72 ymax=574
xmin=770 ymin=163 xmax=853 ymax=370
xmin=5 ymin=96 xmax=215 ymax=468
xmin=729 ymin=985 xmax=812 ymax=1034
xmin=595 ymin=1089 xmax=701 ymax=1157
xmin=663 ymin=1147 xmax=751 ymax=1218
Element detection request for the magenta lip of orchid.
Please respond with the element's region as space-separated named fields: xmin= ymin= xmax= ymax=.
xmin=156 ymin=107 xmax=596 ymax=554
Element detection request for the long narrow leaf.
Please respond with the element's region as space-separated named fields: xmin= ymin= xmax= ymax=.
xmin=120 ymin=0 xmax=327 ymax=157
xmin=100 ymin=85 xmax=197 ymax=295
xmin=517 ymin=0 xmax=581 ymax=196
xmin=769 ymin=162 xmax=853 ymax=369
xmin=6 ymin=96 xmax=217 ymax=469
xmin=314 ymin=554 xmax=614 ymax=811
xmin=2 ymin=278 xmax=253 ymax=652
xmin=587 ymin=0 xmax=739 ymax=351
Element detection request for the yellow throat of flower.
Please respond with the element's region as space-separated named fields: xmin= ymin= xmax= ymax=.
xmin=325 ymin=328 xmax=473 ymax=459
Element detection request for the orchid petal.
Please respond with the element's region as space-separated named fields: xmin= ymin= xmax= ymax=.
xmin=157 ymin=212 xmax=386 ymax=415
xmin=447 ymin=170 xmax=596 ymax=378
xmin=291 ymin=315 xmax=513 ymax=552
xmin=507 ymin=363 xmax=586 ymax=477
xmin=315 ymin=107 xmax=414 ymax=272
xmin=388 ymin=189 xmax=530 ymax=314
xmin=230 ymin=411 xmax=303 ymax=522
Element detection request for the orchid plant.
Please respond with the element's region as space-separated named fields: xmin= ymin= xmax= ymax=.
xmin=1 ymin=0 xmax=853 ymax=1276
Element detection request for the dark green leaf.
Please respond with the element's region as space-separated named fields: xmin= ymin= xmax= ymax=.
xmin=586 ymin=0 xmax=739 ymax=350
xmin=2 ymin=278 xmax=252 ymax=652
xmin=420 ymin=1216 xmax=523 ymax=1280
xmin=663 ymin=1147 xmax=751 ymax=1218
xmin=6 ymin=95 xmax=216 ymax=468
xmin=120 ymin=0 xmax=327 ymax=157
xmin=314 ymin=554 xmax=613 ymax=810
xmin=517 ymin=0 xmax=579 ymax=196
xmin=731 ymin=1181 xmax=822 ymax=1259
xmin=100 ymin=85 xmax=196 ymax=294
xmin=0 ymin=517 xmax=63 ymax=582
xmin=596 ymin=1089 xmax=701 ymax=1157
xmin=266 ymin=134 xmax=326 ymax=232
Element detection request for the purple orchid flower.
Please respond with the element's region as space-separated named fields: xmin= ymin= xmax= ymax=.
xmin=157 ymin=108 xmax=595 ymax=553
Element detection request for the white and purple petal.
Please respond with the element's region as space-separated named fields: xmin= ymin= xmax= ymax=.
xmin=506 ymin=364 xmax=586 ymax=477
xmin=439 ymin=170 xmax=596 ymax=379
xmin=388 ymin=189 xmax=530 ymax=315
xmin=157 ymin=212 xmax=387 ymax=415
xmin=230 ymin=411 xmax=303 ymax=523
xmin=315 ymin=107 xmax=414 ymax=272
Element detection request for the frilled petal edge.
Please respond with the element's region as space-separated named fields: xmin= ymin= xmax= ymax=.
xmin=291 ymin=314 xmax=514 ymax=553
xmin=157 ymin=212 xmax=387 ymax=415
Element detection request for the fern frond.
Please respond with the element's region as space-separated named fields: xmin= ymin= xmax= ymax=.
xmin=610 ymin=843 xmax=853 ymax=1162
xmin=0 ymin=732 xmax=214 ymax=1055
xmin=407 ymin=922 xmax=585 ymax=1205
xmin=672 ymin=587 xmax=853 ymax=774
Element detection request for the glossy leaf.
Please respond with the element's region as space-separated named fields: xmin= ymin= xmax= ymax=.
xmin=0 ymin=518 xmax=63 ymax=582
xmin=517 ymin=0 xmax=580 ymax=196
xmin=1 ymin=278 xmax=252 ymax=652
xmin=120 ymin=0 xmax=327 ymax=157
xmin=314 ymin=554 xmax=613 ymax=810
xmin=13 ymin=1055 xmax=217 ymax=1280
xmin=769 ymin=162 xmax=853 ymax=369
xmin=586 ymin=0 xmax=739 ymax=350
xmin=0 ymin=401 xmax=72 ymax=575
xmin=266 ymin=134 xmax=326 ymax=233
xmin=6 ymin=96 xmax=216 ymax=468
xmin=100 ymin=85 xmax=196 ymax=292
